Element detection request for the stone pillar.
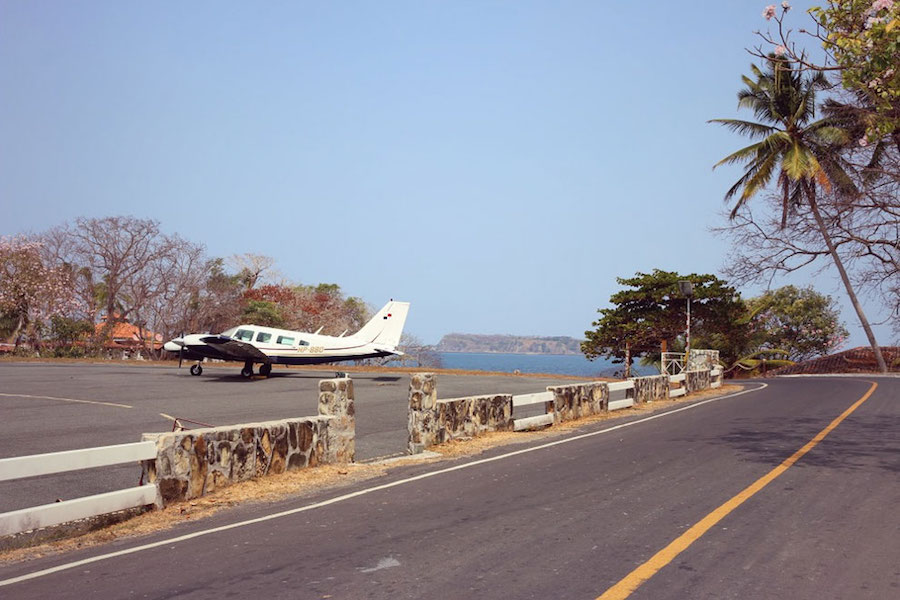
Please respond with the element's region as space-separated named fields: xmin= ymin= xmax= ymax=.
xmin=547 ymin=382 xmax=608 ymax=423
xmin=685 ymin=369 xmax=711 ymax=393
xmin=408 ymin=373 xmax=438 ymax=454
xmin=632 ymin=375 xmax=669 ymax=404
xmin=318 ymin=377 xmax=355 ymax=463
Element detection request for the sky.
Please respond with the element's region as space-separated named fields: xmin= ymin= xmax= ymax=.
xmin=1 ymin=1 xmax=894 ymax=347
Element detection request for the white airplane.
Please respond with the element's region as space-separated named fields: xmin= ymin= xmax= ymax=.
xmin=163 ymin=300 xmax=409 ymax=378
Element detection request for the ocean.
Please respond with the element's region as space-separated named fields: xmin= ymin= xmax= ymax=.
xmin=436 ymin=352 xmax=659 ymax=378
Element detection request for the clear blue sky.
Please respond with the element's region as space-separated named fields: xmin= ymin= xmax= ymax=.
xmin=1 ymin=1 xmax=893 ymax=347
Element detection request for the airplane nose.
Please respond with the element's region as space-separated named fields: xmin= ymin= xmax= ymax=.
xmin=163 ymin=340 xmax=184 ymax=353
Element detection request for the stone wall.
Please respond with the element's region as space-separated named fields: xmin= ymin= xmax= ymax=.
xmin=408 ymin=373 xmax=513 ymax=454
xmin=408 ymin=373 xmax=438 ymax=454
xmin=685 ymin=369 xmax=711 ymax=393
xmin=632 ymin=375 xmax=669 ymax=404
xmin=547 ymin=382 xmax=608 ymax=423
xmin=142 ymin=377 xmax=355 ymax=506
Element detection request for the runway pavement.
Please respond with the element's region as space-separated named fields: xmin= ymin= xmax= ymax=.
xmin=0 ymin=361 xmax=577 ymax=511
xmin=1 ymin=375 xmax=897 ymax=599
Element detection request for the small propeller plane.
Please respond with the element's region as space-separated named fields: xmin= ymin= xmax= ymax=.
xmin=163 ymin=300 xmax=409 ymax=378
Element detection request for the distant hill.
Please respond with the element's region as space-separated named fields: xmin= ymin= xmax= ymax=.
xmin=436 ymin=333 xmax=583 ymax=355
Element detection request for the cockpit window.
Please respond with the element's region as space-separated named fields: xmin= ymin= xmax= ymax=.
xmin=220 ymin=327 xmax=238 ymax=338
xmin=256 ymin=332 xmax=272 ymax=343
xmin=235 ymin=329 xmax=254 ymax=342
xmin=276 ymin=336 xmax=295 ymax=346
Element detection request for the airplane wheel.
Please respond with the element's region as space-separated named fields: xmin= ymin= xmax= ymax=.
xmin=190 ymin=364 xmax=203 ymax=376
xmin=241 ymin=365 xmax=253 ymax=378
xmin=259 ymin=363 xmax=272 ymax=377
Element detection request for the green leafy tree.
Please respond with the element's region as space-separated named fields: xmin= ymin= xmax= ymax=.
xmin=746 ymin=285 xmax=848 ymax=361
xmin=48 ymin=315 xmax=95 ymax=358
xmin=712 ymin=56 xmax=888 ymax=372
xmin=241 ymin=300 xmax=285 ymax=328
xmin=582 ymin=271 xmax=747 ymax=372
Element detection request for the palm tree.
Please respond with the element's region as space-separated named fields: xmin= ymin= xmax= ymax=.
xmin=711 ymin=57 xmax=888 ymax=372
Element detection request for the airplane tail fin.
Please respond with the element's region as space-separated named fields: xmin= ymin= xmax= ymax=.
xmin=352 ymin=301 xmax=410 ymax=349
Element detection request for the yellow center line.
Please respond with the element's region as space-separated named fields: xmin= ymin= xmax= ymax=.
xmin=0 ymin=392 xmax=133 ymax=409
xmin=597 ymin=380 xmax=879 ymax=600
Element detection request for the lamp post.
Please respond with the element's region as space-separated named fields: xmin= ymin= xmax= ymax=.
xmin=677 ymin=281 xmax=694 ymax=367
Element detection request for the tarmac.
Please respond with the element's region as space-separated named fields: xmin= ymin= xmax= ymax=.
xmin=0 ymin=360 xmax=577 ymax=512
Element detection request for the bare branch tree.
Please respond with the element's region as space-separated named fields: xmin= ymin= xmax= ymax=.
xmin=226 ymin=253 xmax=278 ymax=290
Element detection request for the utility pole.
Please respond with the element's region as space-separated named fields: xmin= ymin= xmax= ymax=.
xmin=678 ymin=281 xmax=694 ymax=368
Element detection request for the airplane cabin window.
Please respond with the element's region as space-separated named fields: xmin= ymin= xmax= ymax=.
xmin=256 ymin=332 xmax=272 ymax=343
xmin=235 ymin=329 xmax=254 ymax=342
xmin=298 ymin=340 xmax=310 ymax=346
xmin=276 ymin=336 xmax=295 ymax=346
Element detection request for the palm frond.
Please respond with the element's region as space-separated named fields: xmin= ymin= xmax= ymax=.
xmin=708 ymin=119 xmax=778 ymax=139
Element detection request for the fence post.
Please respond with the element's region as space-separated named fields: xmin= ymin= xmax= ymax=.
xmin=319 ymin=377 xmax=355 ymax=463
xmin=408 ymin=373 xmax=438 ymax=454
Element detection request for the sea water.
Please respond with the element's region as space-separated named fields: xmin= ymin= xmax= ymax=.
xmin=437 ymin=352 xmax=658 ymax=378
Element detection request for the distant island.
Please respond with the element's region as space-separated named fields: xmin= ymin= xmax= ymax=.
xmin=436 ymin=333 xmax=584 ymax=355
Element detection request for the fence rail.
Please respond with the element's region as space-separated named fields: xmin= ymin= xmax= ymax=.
xmin=0 ymin=442 xmax=158 ymax=536
xmin=607 ymin=380 xmax=636 ymax=411
xmin=0 ymin=442 xmax=156 ymax=482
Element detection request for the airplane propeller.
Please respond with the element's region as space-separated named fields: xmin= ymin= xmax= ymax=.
xmin=177 ymin=333 xmax=184 ymax=368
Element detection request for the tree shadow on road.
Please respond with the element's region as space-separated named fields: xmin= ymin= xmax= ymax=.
xmin=688 ymin=414 xmax=899 ymax=474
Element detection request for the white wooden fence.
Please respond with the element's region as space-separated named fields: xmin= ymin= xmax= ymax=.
xmin=669 ymin=373 xmax=687 ymax=398
xmin=511 ymin=391 xmax=555 ymax=431
xmin=0 ymin=442 xmax=158 ymax=536
xmin=710 ymin=367 xmax=723 ymax=389
xmin=606 ymin=380 xmax=636 ymax=411
xmin=511 ymin=379 xmax=639 ymax=431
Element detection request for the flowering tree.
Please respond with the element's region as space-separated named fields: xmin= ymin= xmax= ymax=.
xmin=0 ymin=236 xmax=82 ymax=346
xmin=754 ymin=1 xmax=899 ymax=141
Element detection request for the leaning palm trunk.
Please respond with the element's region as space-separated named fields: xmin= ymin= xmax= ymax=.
xmin=807 ymin=191 xmax=888 ymax=373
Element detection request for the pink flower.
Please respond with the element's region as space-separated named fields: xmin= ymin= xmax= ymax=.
xmin=763 ymin=5 xmax=777 ymax=19
xmin=774 ymin=45 xmax=787 ymax=56
xmin=872 ymin=0 xmax=894 ymax=12
xmin=781 ymin=1 xmax=791 ymax=10
xmin=859 ymin=137 xmax=869 ymax=147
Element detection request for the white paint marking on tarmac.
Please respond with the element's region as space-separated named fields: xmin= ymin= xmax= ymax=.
xmin=358 ymin=557 xmax=401 ymax=573
xmin=0 ymin=393 xmax=132 ymax=409
xmin=0 ymin=384 xmax=766 ymax=588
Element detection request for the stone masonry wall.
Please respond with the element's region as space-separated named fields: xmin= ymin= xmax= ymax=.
xmin=408 ymin=373 xmax=439 ymax=454
xmin=142 ymin=377 xmax=354 ymax=506
xmin=408 ymin=373 xmax=513 ymax=454
xmin=685 ymin=369 xmax=711 ymax=393
xmin=631 ymin=375 xmax=669 ymax=404
xmin=547 ymin=382 xmax=608 ymax=423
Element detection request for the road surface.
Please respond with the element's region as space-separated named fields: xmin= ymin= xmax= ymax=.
xmin=1 ymin=375 xmax=897 ymax=599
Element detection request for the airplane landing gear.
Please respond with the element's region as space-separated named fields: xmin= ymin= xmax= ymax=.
xmin=241 ymin=362 xmax=254 ymax=378
xmin=190 ymin=363 xmax=203 ymax=376
xmin=259 ymin=363 xmax=272 ymax=377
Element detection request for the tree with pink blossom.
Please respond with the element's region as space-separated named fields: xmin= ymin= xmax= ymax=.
xmin=0 ymin=236 xmax=83 ymax=347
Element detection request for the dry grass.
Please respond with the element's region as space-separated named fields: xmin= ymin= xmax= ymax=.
xmin=0 ymin=463 xmax=385 ymax=565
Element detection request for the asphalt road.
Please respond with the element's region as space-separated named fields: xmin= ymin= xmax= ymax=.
xmin=1 ymin=375 xmax=897 ymax=599
xmin=0 ymin=361 xmax=577 ymax=511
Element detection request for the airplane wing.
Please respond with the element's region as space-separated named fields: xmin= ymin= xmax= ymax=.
xmin=198 ymin=335 xmax=271 ymax=362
